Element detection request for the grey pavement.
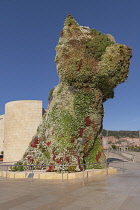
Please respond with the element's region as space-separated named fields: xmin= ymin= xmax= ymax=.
xmin=0 ymin=155 xmax=140 ymax=209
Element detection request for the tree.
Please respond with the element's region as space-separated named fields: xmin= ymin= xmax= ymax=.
xmin=112 ymin=144 xmax=117 ymax=150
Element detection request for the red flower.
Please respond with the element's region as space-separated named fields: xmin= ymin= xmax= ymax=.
xmin=70 ymin=135 xmax=76 ymax=143
xmin=96 ymin=151 xmax=101 ymax=163
xmin=28 ymin=156 xmax=34 ymax=163
xmin=56 ymin=158 xmax=63 ymax=164
xmin=31 ymin=137 xmax=39 ymax=148
xmin=79 ymin=165 xmax=83 ymax=171
xmin=52 ymin=152 xmax=57 ymax=161
xmin=46 ymin=141 xmax=51 ymax=147
xmin=85 ymin=116 xmax=92 ymax=126
xmin=70 ymin=139 xmax=75 ymax=143
xmin=46 ymin=164 xmax=54 ymax=172
xmin=78 ymin=128 xmax=84 ymax=137
xmin=65 ymin=156 xmax=70 ymax=163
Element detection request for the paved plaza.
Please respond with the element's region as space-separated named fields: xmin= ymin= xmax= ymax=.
xmin=0 ymin=153 xmax=140 ymax=209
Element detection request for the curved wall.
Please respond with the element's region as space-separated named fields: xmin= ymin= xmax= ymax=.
xmin=0 ymin=115 xmax=4 ymax=153
xmin=3 ymin=100 xmax=42 ymax=162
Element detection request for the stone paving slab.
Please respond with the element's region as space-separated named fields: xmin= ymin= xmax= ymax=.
xmin=0 ymin=159 xmax=140 ymax=209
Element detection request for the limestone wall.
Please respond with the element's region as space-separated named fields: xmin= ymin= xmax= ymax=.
xmin=0 ymin=115 xmax=4 ymax=153
xmin=3 ymin=100 xmax=42 ymax=162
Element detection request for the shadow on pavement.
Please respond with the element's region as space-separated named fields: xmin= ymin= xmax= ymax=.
xmin=107 ymin=158 xmax=124 ymax=163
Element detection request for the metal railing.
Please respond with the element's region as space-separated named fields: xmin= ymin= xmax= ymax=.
xmin=107 ymin=149 xmax=135 ymax=161
xmin=0 ymin=161 xmax=125 ymax=182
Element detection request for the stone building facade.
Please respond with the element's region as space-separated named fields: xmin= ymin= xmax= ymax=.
xmin=0 ymin=115 xmax=4 ymax=154
xmin=0 ymin=100 xmax=43 ymax=162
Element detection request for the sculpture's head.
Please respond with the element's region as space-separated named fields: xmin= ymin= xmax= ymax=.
xmin=55 ymin=15 xmax=132 ymax=101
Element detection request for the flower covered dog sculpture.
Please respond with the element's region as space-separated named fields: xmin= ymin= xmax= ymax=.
xmin=20 ymin=15 xmax=132 ymax=172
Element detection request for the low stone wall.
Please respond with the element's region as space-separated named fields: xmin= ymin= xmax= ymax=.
xmin=0 ymin=167 xmax=117 ymax=180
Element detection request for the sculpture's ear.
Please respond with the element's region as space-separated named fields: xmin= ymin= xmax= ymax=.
xmin=60 ymin=15 xmax=82 ymax=39
xmin=64 ymin=14 xmax=79 ymax=27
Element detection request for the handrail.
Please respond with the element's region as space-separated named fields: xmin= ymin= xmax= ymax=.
xmin=0 ymin=161 xmax=108 ymax=172
xmin=108 ymin=149 xmax=135 ymax=161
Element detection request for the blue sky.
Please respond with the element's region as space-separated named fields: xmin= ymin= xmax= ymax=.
xmin=0 ymin=0 xmax=139 ymax=131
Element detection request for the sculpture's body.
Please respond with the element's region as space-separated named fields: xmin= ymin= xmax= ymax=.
xmin=19 ymin=15 xmax=132 ymax=171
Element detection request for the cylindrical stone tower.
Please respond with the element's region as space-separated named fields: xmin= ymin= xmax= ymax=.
xmin=0 ymin=115 xmax=4 ymax=154
xmin=3 ymin=100 xmax=42 ymax=162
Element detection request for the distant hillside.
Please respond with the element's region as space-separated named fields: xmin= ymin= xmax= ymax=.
xmin=102 ymin=129 xmax=139 ymax=138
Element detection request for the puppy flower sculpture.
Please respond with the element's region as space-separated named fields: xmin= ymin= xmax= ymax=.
xmin=20 ymin=15 xmax=132 ymax=172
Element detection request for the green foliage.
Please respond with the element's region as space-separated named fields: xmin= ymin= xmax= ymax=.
xmin=48 ymin=88 xmax=54 ymax=100
xmin=102 ymin=129 xmax=139 ymax=138
xmin=90 ymin=29 xmax=101 ymax=35
xmin=43 ymin=150 xmax=51 ymax=159
xmin=10 ymin=161 xmax=24 ymax=171
xmin=85 ymin=138 xmax=106 ymax=169
xmin=112 ymin=144 xmax=118 ymax=150
xmin=74 ymin=90 xmax=94 ymax=126
xmin=50 ymin=105 xmax=77 ymax=137
xmin=67 ymin=165 xmax=77 ymax=172
xmin=85 ymin=35 xmax=115 ymax=61
xmin=64 ymin=14 xmax=79 ymax=27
